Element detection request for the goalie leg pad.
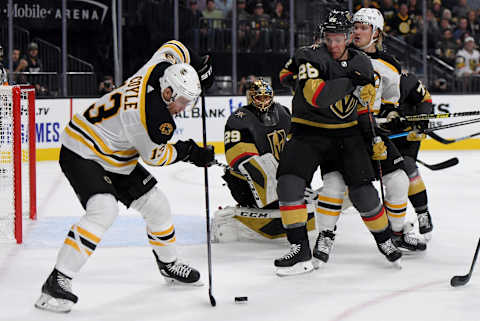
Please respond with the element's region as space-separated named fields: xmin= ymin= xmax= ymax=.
xmin=212 ymin=206 xmax=315 ymax=242
xmin=56 ymin=193 xmax=118 ymax=277
xmin=383 ymin=169 xmax=409 ymax=233
xmin=130 ymin=187 xmax=176 ymax=263
xmin=239 ymin=153 xmax=279 ymax=208
xmin=316 ymin=171 xmax=345 ymax=231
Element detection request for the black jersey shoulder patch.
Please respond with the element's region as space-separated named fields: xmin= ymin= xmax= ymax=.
xmin=145 ymin=90 xmax=176 ymax=145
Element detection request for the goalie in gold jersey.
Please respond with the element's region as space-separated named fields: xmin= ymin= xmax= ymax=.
xmin=35 ymin=41 xmax=215 ymax=313
xmin=212 ymin=79 xmax=316 ymax=243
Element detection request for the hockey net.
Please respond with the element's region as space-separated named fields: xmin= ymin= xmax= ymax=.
xmin=0 ymin=85 xmax=36 ymax=243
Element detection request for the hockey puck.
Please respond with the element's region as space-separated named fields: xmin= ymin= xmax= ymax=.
xmin=234 ymin=296 xmax=248 ymax=304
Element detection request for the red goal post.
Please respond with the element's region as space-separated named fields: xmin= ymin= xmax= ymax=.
xmin=0 ymin=85 xmax=36 ymax=244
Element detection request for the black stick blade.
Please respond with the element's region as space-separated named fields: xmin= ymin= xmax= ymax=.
xmin=450 ymin=275 xmax=471 ymax=287
xmin=209 ymin=293 xmax=216 ymax=307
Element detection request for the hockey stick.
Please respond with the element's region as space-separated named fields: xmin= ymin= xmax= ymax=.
xmin=200 ymin=92 xmax=216 ymax=307
xmin=416 ymin=158 xmax=459 ymax=171
xmin=427 ymin=131 xmax=480 ymax=145
xmin=451 ymin=238 xmax=480 ymax=287
xmin=404 ymin=110 xmax=480 ymax=121
xmin=388 ymin=117 xmax=480 ymax=140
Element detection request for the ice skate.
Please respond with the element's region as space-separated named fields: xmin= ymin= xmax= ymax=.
xmin=153 ymin=250 xmax=203 ymax=286
xmin=312 ymin=229 xmax=336 ymax=268
xmin=377 ymin=239 xmax=402 ymax=269
xmin=274 ymin=241 xmax=314 ymax=276
xmin=417 ymin=210 xmax=433 ymax=242
xmin=392 ymin=222 xmax=427 ymax=252
xmin=34 ymin=269 xmax=78 ymax=313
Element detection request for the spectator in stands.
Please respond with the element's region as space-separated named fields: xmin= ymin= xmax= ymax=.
xmin=202 ymin=0 xmax=225 ymax=51
xmin=238 ymin=74 xmax=256 ymax=94
xmin=16 ymin=42 xmax=42 ymax=73
xmin=442 ymin=8 xmax=454 ymax=24
xmin=15 ymin=42 xmax=47 ymax=94
xmin=380 ymin=0 xmax=397 ymax=33
xmin=453 ymin=16 xmax=470 ymax=43
xmin=215 ymin=0 xmax=233 ymax=17
xmin=227 ymin=0 xmax=252 ymax=51
xmin=189 ymin=0 xmax=204 ymax=51
xmin=413 ymin=10 xmax=441 ymax=51
xmin=11 ymin=48 xmax=21 ymax=72
xmin=453 ymin=0 xmax=471 ymax=19
xmin=271 ymin=1 xmax=289 ymax=52
xmin=407 ymin=0 xmax=422 ymax=16
xmin=249 ymin=2 xmax=271 ymax=52
xmin=98 ymin=75 xmax=115 ymax=95
xmin=467 ymin=9 xmax=480 ymax=40
xmin=432 ymin=0 xmax=444 ymax=22
xmin=440 ymin=17 xmax=453 ymax=33
xmin=435 ymin=28 xmax=459 ymax=65
xmin=455 ymin=36 xmax=480 ymax=76
xmin=390 ymin=3 xmax=417 ymax=44
xmin=354 ymin=0 xmax=380 ymax=12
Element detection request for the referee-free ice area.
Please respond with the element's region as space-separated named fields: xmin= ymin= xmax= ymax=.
xmin=1 ymin=150 xmax=479 ymax=321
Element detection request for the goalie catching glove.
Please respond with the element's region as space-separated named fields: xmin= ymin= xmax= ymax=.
xmin=238 ymin=153 xmax=279 ymax=208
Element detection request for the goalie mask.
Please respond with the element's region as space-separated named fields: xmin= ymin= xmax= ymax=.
xmin=160 ymin=63 xmax=201 ymax=111
xmin=246 ymin=79 xmax=274 ymax=112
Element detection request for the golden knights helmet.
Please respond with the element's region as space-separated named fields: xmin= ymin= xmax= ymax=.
xmin=246 ymin=79 xmax=274 ymax=112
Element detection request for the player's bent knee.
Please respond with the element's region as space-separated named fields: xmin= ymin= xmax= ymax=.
xmin=277 ymin=175 xmax=306 ymax=202
xmin=349 ymin=183 xmax=380 ymax=212
xmin=84 ymin=193 xmax=119 ymax=231
xmin=130 ymin=187 xmax=172 ymax=229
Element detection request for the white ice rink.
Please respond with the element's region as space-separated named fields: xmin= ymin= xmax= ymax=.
xmin=1 ymin=150 xmax=479 ymax=321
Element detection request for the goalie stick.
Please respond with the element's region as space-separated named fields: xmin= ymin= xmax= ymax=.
xmin=451 ymin=238 xmax=480 ymax=287
xmin=428 ymin=131 xmax=480 ymax=145
xmin=200 ymin=92 xmax=216 ymax=307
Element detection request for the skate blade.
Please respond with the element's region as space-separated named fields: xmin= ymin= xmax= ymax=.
xmin=34 ymin=293 xmax=74 ymax=313
xmin=421 ymin=232 xmax=432 ymax=243
xmin=163 ymin=277 xmax=204 ymax=287
xmin=312 ymin=258 xmax=326 ymax=270
xmin=275 ymin=260 xmax=314 ymax=276
xmin=390 ymin=259 xmax=402 ymax=269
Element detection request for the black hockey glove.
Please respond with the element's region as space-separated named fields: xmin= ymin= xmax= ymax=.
xmin=346 ymin=55 xmax=375 ymax=87
xmin=184 ymin=139 xmax=215 ymax=167
xmin=381 ymin=111 xmax=409 ymax=132
xmin=197 ymin=55 xmax=215 ymax=90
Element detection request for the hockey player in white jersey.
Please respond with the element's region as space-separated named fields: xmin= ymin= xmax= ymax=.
xmin=35 ymin=45 xmax=215 ymax=313
xmin=312 ymin=8 xmax=425 ymax=267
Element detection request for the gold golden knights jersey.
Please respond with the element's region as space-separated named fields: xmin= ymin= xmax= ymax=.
xmin=365 ymin=51 xmax=401 ymax=113
xmin=225 ymin=103 xmax=291 ymax=172
xmin=61 ymin=62 xmax=181 ymax=175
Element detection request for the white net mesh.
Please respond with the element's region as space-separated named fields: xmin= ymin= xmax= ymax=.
xmin=0 ymin=86 xmax=33 ymax=242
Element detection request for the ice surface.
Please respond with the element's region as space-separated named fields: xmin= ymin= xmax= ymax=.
xmin=1 ymin=151 xmax=479 ymax=321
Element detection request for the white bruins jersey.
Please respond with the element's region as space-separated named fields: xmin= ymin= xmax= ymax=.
xmin=61 ymin=62 xmax=181 ymax=175
xmin=137 ymin=40 xmax=191 ymax=76
xmin=368 ymin=53 xmax=401 ymax=113
xmin=455 ymin=49 xmax=480 ymax=77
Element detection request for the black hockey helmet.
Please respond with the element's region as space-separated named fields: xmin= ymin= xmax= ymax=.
xmin=246 ymin=79 xmax=274 ymax=112
xmin=322 ymin=9 xmax=353 ymax=36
